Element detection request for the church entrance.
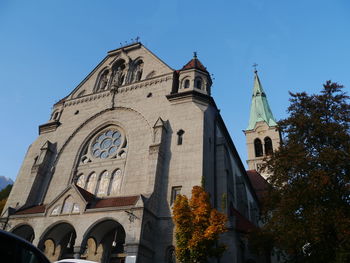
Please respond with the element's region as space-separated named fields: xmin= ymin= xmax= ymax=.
xmin=11 ymin=224 xmax=35 ymax=242
xmin=38 ymin=222 xmax=76 ymax=262
xmin=81 ymin=219 xmax=126 ymax=263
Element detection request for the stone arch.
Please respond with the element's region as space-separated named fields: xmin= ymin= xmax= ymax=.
xmin=254 ymin=138 xmax=263 ymax=157
xmin=81 ymin=218 xmax=126 ymax=263
xmin=86 ymin=172 xmax=97 ymax=194
xmin=11 ymin=224 xmax=35 ymax=242
xmin=180 ymin=76 xmax=191 ymax=89
xmin=109 ymin=168 xmax=123 ymax=196
xmin=94 ymin=67 xmax=110 ymax=92
xmin=110 ymin=59 xmax=127 ymax=87
xmin=264 ymin=136 xmax=273 ymax=155
xmin=194 ymin=76 xmax=203 ymax=90
xmin=54 ymin=107 xmax=152 ymax=167
xmin=130 ymin=57 xmax=144 ymax=83
xmin=76 ymin=173 xmax=85 ymax=188
xmin=96 ymin=170 xmax=110 ymax=197
xmin=48 ymin=107 xmax=153 ymax=199
xmin=38 ymin=221 xmax=77 ymax=262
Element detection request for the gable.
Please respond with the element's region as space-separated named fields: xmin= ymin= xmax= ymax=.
xmin=46 ymin=185 xmax=88 ymax=216
xmin=65 ymin=43 xmax=174 ymax=100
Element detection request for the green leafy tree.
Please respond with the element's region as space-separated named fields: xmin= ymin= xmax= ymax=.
xmin=256 ymin=81 xmax=350 ymax=262
xmin=0 ymin=184 xmax=12 ymax=214
xmin=172 ymin=186 xmax=227 ymax=263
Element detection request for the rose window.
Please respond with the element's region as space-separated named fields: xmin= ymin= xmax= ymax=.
xmin=91 ymin=129 xmax=122 ymax=159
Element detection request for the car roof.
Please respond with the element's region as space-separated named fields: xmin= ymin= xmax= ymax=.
xmin=54 ymin=259 xmax=98 ymax=263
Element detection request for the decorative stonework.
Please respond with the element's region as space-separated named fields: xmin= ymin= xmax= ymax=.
xmin=64 ymin=75 xmax=172 ymax=107
xmin=39 ymin=121 xmax=60 ymax=134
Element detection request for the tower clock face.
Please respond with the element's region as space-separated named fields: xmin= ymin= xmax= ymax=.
xmin=91 ymin=129 xmax=122 ymax=159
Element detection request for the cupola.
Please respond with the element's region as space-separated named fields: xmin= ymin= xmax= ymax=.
xmin=177 ymin=52 xmax=212 ymax=96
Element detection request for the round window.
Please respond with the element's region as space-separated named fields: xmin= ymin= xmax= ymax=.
xmin=91 ymin=129 xmax=122 ymax=159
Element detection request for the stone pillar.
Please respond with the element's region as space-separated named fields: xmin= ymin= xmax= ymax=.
xmin=124 ymin=243 xmax=138 ymax=263
xmin=73 ymin=246 xmax=82 ymax=259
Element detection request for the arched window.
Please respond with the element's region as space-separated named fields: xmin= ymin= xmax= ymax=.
xmin=177 ymin=129 xmax=185 ymax=145
xmin=111 ymin=60 xmax=126 ymax=87
xmin=264 ymin=137 xmax=273 ymax=155
xmin=77 ymin=90 xmax=86 ymax=98
xmin=91 ymin=129 xmax=123 ymax=159
xmin=132 ymin=60 xmax=143 ymax=82
xmin=109 ymin=169 xmax=122 ymax=195
xmin=51 ymin=111 xmax=60 ymax=121
xmin=254 ymin=138 xmax=263 ymax=157
xmin=195 ymin=77 xmax=202 ymax=90
xmin=97 ymin=171 xmax=109 ymax=197
xmin=183 ymin=79 xmax=190 ymax=89
xmin=74 ymin=125 xmax=128 ymax=198
xmin=86 ymin=172 xmax=97 ymax=194
xmin=96 ymin=70 xmax=109 ymax=91
xmin=62 ymin=196 xmax=74 ymax=214
xmin=76 ymin=174 xmax=85 ymax=188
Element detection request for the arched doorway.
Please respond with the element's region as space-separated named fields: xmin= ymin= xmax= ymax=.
xmin=81 ymin=219 xmax=126 ymax=263
xmin=12 ymin=224 xmax=35 ymax=242
xmin=38 ymin=222 xmax=76 ymax=262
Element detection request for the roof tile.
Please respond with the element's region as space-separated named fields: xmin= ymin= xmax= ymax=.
xmin=181 ymin=57 xmax=208 ymax=72
xmin=247 ymin=170 xmax=269 ymax=202
xmin=15 ymin=205 xmax=46 ymax=215
xmin=94 ymin=196 xmax=139 ymax=208
xmin=231 ymin=207 xmax=256 ymax=233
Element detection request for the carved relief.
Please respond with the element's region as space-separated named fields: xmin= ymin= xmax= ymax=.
xmin=131 ymin=60 xmax=143 ymax=83
xmin=111 ymin=60 xmax=126 ymax=87
xmin=97 ymin=70 xmax=109 ymax=91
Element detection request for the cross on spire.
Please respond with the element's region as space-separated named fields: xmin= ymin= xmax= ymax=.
xmin=253 ymin=63 xmax=258 ymax=73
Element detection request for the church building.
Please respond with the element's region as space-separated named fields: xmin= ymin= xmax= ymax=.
xmin=2 ymin=43 xmax=273 ymax=263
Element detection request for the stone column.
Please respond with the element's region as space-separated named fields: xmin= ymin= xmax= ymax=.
xmin=124 ymin=243 xmax=138 ymax=263
xmin=73 ymin=246 xmax=82 ymax=259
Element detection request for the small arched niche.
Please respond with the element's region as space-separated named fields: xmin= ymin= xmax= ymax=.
xmin=254 ymin=138 xmax=263 ymax=157
xmin=132 ymin=59 xmax=144 ymax=83
xmin=264 ymin=136 xmax=273 ymax=155
xmin=183 ymin=78 xmax=190 ymax=89
xmin=195 ymin=77 xmax=203 ymax=90
xmin=111 ymin=59 xmax=126 ymax=87
xmin=95 ymin=69 xmax=110 ymax=92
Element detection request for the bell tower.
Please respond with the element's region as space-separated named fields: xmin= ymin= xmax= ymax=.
xmin=244 ymin=70 xmax=281 ymax=179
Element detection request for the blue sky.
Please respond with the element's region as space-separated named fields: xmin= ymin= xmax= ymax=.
xmin=1 ymin=0 xmax=350 ymax=181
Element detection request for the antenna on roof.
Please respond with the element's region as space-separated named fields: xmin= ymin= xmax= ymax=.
xmin=193 ymin=51 xmax=197 ymax=58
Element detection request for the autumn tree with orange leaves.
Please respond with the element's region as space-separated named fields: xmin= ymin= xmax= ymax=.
xmin=254 ymin=82 xmax=350 ymax=263
xmin=172 ymin=186 xmax=227 ymax=263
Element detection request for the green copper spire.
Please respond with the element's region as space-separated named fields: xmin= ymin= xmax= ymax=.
xmin=246 ymin=71 xmax=277 ymax=130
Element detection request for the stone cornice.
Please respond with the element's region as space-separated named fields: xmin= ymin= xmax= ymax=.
xmin=166 ymin=90 xmax=217 ymax=108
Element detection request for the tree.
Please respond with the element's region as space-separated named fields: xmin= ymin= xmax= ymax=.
xmin=0 ymin=184 xmax=12 ymax=214
xmin=257 ymin=81 xmax=350 ymax=262
xmin=172 ymin=186 xmax=227 ymax=263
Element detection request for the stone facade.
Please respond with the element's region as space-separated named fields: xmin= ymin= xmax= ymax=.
xmin=2 ymin=43 xmax=262 ymax=263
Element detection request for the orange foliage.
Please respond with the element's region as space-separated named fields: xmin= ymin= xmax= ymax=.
xmin=173 ymin=186 xmax=227 ymax=263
